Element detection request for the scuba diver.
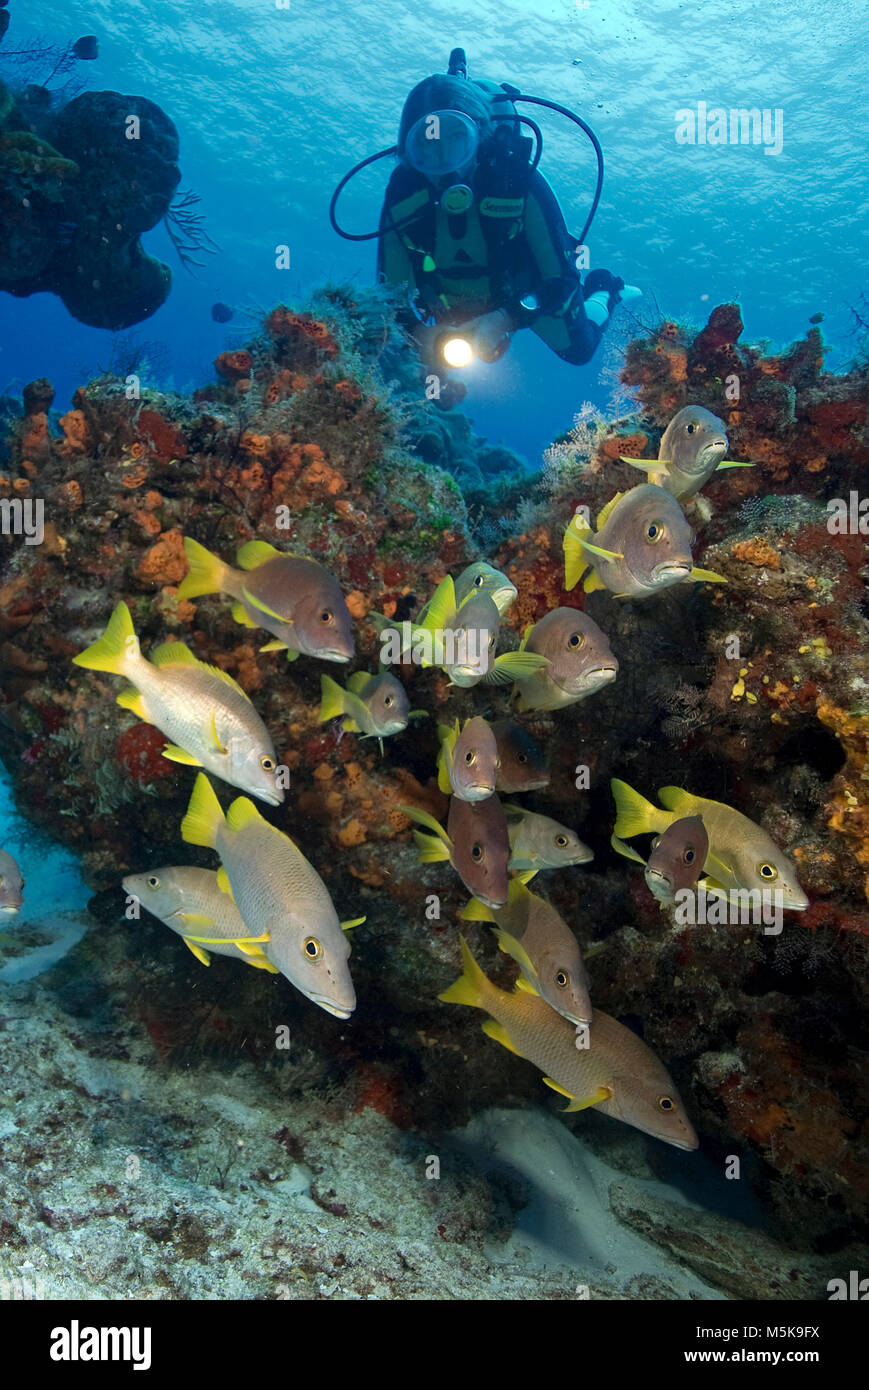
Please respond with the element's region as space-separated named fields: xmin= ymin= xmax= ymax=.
xmin=330 ymin=48 xmax=639 ymax=371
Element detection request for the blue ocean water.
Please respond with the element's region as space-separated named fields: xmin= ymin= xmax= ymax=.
xmin=2 ymin=0 xmax=868 ymax=1316
xmin=1 ymin=0 xmax=866 ymax=462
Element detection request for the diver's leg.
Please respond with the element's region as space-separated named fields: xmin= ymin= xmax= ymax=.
xmin=530 ymin=286 xmax=604 ymax=366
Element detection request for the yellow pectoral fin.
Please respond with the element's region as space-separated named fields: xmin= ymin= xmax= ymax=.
xmin=481 ymin=1017 xmax=521 ymax=1056
xmin=177 ymin=913 xmax=216 ymax=930
xmin=162 ymin=745 xmax=203 ymax=767
xmin=542 ymin=1077 xmax=612 ymax=1111
xmin=486 ymin=651 xmax=550 ymax=686
xmin=619 ymin=456 xmax=661 ymax=472
xmin=184 ymin=939 xmax=211 ymax=966
xmin=398 ymin=804 xmax=452 ymax=852
xmin=460 ymin=895 xmax=496 ymax=923
xmin=341 ymin=916 xmax=366 ymax=932
xmin=495 ymin=928 xmax=540 ymax=991
xmin=583 ymin=570 xmax=606 ymax=593
xmin=611 ymin=833 xmax=646 ymax=865
xmin=231 ymin=601 xmax=259 ymax=630
xmin=704 ymin=851 xmax=735 ymax=886
xmin=716 ymin=459 xmax=754 ymax=469
xmin=233 ymin=936 xmax=272 ymax=955
xmin=241 ymin=587 xmax=289 ymax=623
xmin=246 ymin=954 xmax=281 ymax=973
xmin=116 ymin=688 xmax=149 ymax=721
xmin=259 ymin=639 xmax=288 ymax=653
xmin=215 ymin=865 xmax=234 ymax=899
xmin=412 ymin=830 xmax=451 ymax=864
xmin=688 ymin=567 xmax=728 ymax=584
xmin=209 ymin=709 xmax=227 ymax=754
xmin=580 ymin=538 xmax=624 ymax=561
xmin=513 ymin=975 xmax=538 ymax=995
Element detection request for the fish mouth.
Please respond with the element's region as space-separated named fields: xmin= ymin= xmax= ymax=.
xmin=475 ymin=890 xmax=508 ymax=910
xmin=255 ymin=787 xmax=284 ymax=807
xmin=319 ymin=649 xmax=352 ymax=664
xmin=783 ymin=891 xmax=809 ymax=911
xmin=652 ymin=561 xmax=692 ymax=583
xmin=669 ymin=1133 xmax=700 ymax=1152
xmin=464 ymin=783 xmax=496 ymax=800
xmin=574 ymin=664 xmax=618 ymax=692
xmin=0 ymin=904 xmax=20 ymax=913
xmin=646 ymin=867 xmax=673 ymax=889
xmin=311 ymin=996 xmax=355 ymax=1019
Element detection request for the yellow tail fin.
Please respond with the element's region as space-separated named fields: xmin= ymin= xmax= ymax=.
xmin=72 ymin=601 xmax=138 ymax=675
xmin=610 ymin=778 xmax=670 ymax=839
xmin=563 ymin=518 xmax=590 ymax=591
xmin=181 ymin=773 xmax=226 ymax=849
xmin=177 ymin=537 xmax=229 ymax=601
xmin=319 ymin=673 xmax=346 ymax=723
xmin=437 ymin=935 xmax=487 ymax=1008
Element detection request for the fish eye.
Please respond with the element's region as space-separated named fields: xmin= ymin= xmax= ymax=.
xmin=567 ymin=631 xmax=584 ymax=650
xmin=260 ymin=756 xmax=276 ymax=772
xmin=555 ymin=834 xmax=569 ymax=848
xmin=759 ymin=862 xmax=778 ymax=880
xmin=384 ymin=695 xmax=394 ymax=707
xmin=471 ymin=842 xmax=483 ymax=862
xmin=147 ymin=875 xmax=160 ymax=889
xmin=464 ymin=750 xmax=476 ymax=765
xmin=686 ymin=422 xmax=697 ymax=434
xmin=555 ymin=970 xmax=569 ymax=988
xmin=517 ymin=752 xmax=527 ymax=763
xmin=474 ymin=574 xmax=484 ymax=587
xmin=683 ymin=848 xmax=695 ymax=864
xmin=303 ymin=937 xmax=323 ymax=960
xmin=646 ymin=521 xmax=665 ymax=543
xmin=320 ymin=609 xmax=333 ymax=624
xmin=658 ymin=1095 xmax=675 ymax=1111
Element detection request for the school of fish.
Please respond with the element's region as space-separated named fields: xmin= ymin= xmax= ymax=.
xmin=61 ymin=404 xmax=807 ymax=1152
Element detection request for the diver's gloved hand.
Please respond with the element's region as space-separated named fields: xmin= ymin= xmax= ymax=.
xmin=583 ymin=271 xmax=641 ymax=326
xmin=470 ymin=308 xmax=515 ymax=362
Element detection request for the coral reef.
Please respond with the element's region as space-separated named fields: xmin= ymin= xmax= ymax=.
xmin=1 ymin=293 xmax=868 ymax=1291
xmin=0 ymin=78 xmax=180 ymax=327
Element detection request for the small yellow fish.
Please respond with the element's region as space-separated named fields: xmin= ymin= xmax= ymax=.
xmin=563 ymin=485 xmax=727 ymax=598
xmin=620 ymin=405 xmax=752 ymax=500
xmin=462 ymin=874 xmax=593 ymax=1026
xmin=122 ymin=866 xmax=279 ymax=971
xmin=72 ymin=602 xmax=283 ymax=805
xmin=181 ymin=774 xmax=360 ymax=1017
xmin=437 ymin=716 xmax=500 ymax=802
xmin=439 ymin=937 xmax=698 ymax=1150
xmin=319 ymin=671 xmax=419 ymax=753
xmin=611 ymin=779 xmax=808 ymax=909
xmin=178 ymin=537 xmax=354 ymax=662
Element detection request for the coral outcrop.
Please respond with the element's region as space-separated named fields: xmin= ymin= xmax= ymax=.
xmin=1 ymin=292 xmax=868 ymax=1282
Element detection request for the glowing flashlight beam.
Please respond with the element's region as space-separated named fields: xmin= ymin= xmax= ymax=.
xmin=442 ymin=337 xmax=474 ymax=368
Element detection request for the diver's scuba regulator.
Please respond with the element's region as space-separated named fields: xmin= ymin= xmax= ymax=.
xmin=328 ymin=47 xmax=604 ymax=249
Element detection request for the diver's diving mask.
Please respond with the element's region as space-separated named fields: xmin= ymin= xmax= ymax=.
xmin=403 ymin=109 xmax=480 ymax=183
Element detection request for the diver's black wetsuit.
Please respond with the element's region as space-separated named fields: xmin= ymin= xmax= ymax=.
xmin=377 ymin=161 xmax=603 ymax=365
